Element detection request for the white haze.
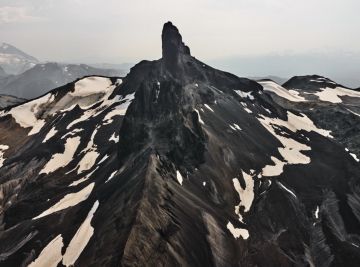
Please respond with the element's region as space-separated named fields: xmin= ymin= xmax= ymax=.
xmin=0 ymin=0 xmax=359 ymax=87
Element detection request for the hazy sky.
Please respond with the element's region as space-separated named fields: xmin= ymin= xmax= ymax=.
xmin=0 ymin=0 xmax=360 ymax=86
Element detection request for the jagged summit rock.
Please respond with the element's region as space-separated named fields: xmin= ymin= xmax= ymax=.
xmin=162 ymin=22 xmax=190 ymax=58
xmin=161 ymin=21 xmax=191 ymax=75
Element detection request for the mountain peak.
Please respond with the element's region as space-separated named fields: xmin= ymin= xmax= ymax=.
xmin=161 ymin=22 xmax=190 ymax=72
xmin=0 ymin=42 xmax=38 ymax=63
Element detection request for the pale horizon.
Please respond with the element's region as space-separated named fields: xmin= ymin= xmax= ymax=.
xmin=1 ymin=0 xmax=360 ymax=86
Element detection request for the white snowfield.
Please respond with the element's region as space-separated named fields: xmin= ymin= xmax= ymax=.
xmin=261 ymin=156 xmax=285 ymax=177
xmin=33 ymin=183 xmax=94 ymax=220
xmin=235 ymin=90 xmax=255 ymax=100
xmin=76 ymin=126 xmax=100 ymax=174
xmin=29 ymin=201 xmax=99 ymax=267
xmin=261 ymin=80 xmax=360 ymax=104
xmin=70 ymin=77 xmax=112 ymax=97
xmin=62 ymin=200 xmax=99 ymax=266
xmin=233 ymin=171 xmax=254 ymax=215
xmin=105 ymin=170 xmax=118 ymax=183
xmin=102 ymin=92 xmax=135 ymax=124
xmin=5 ymin=93 xmax=55 ymax=135
xmin=176 ymin=170 xmax=183 ymax=185
xmin=109 ymin=132 xmax=119 ymax=143
xmin=226 ymin=221 xmax=249 ymax=240
xmin=258 ymin=111 xmax=332 ymax=177
xmin=313 ymin=86 xmax=360 ymax=103
xmin=259 ymin=81 xmax=307 ymax=102
xmin=229 ymin=123 xmax=242 ymax=131
xmin=69 ymin=167 xmax=99 ymax=187
xmin=28 ymin=234 xmax=64 ymax=267
xmin=204 ymin=104 xmax=214 ymax=112
xmin=227 ymin=171 xmax=254 ymax=240
xmin=42 ymin=126 xmax=58 ymax=143
xmin=0 ymin=76 xmax=129 ymax=138
xmin=277 ymin=181 xmax=297 ymax=199
xmin=40 ymin=137 xmax=81 ymax=174
xmin=65 ymin=79 xmax=133 ymax=130
xmin=350 ymin=153 xmax=360 ymax=162
xmin=194 ymin=109 xmax=205 ymax=124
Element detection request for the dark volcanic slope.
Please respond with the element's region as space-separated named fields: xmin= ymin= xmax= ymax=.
xmin=0 ymin=22 xmax=360 ymax=267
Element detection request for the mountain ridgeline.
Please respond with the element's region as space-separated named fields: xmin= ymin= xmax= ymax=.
xmin=0 ymin=62 xmax=126 ymax=100
xmin=0 ymin=22 xmax=360 ymax=267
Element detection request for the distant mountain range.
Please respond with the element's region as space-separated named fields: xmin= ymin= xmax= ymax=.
xmin=0 ymin=62 xmax=125 ymax=99
xmin=0 ymin=66 xmax=7 ymax=78
xmin=0 ymin=43 xmax=38 ymax=75
xmin=0 ymin=43 xmax=129 ymax=100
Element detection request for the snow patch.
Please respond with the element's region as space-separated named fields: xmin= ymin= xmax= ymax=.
xmin=6 ymin=93 xmax=55 ymax=135
xmin=28 ymin=234 xmax=63 ymax=267
xmin=42 ymin=127 xmax=58 ymax=143
xmin=315 ymin=206 xmax=319 ymax=219
xmin=194 ymin=109 xmax=204 ymax=124
xmin=102 ymin=93 xmax=135 ymax=124
xmin=40 ymin=137 xmax=81 ymax=174
xmin=98 ymin=154 xmax=109 ymax=165
xmin=33 ymin=183 xmax=94 ymax=219
xmin=244 ymin=107 xmax=252 ymax=114
xmin=235 ymin=90 xmax=254 ymax=100
xmin=226 ymin=221 xmax=249 ymax=239
xmin=76 ymin=126 xmax=100 ymax=174
xmin=277 ymin=181 xmax=297 ymax=198
xmin=258 ymin=111 xmax=332 ymax=177
xmin=69 ymin=167 xmax=99 ymax=187
xmin=204 ymin=104 xmax=214 ymax=112
xmin=260 ymin=81 xmax=307 ymax=102
xmin=233 ymin=171 xmax=254 ymax=213
xmin=314 ymin=87 xmax=360 ymax=103
xmin=350 ymin=153 xmax=360 ymax=162
xmin=77 ymin=151 xmax=99 ymax=174
xmin=261 ymin=156 xmax=285 ymax=177
xmin=109 ymin=132 xmax=119 ymax=143
xmin=105 ymin=170 xmax=118 ymax=183
xmin=229 ymin=123 xmax=242 ymax=131
xmin=62 ymin=200 xmax=99 ymax=267
xmin=71 ymin=77 xmax=112 ymax=97
xmin=176 ymin=170 xmax=183 ymax=185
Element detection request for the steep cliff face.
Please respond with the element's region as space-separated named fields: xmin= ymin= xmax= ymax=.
xmin=0 ymin=22 xmax=359 ymax=267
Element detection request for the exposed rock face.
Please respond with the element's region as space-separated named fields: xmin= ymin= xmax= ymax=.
xmin=0 ymin=22 xmax=359 ymax=267
xmin=161 ymin=21 xmax=191 ymax=74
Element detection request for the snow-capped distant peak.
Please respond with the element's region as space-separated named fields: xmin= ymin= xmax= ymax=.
xmin=0 ymin=42 xmax=38 ymax=62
